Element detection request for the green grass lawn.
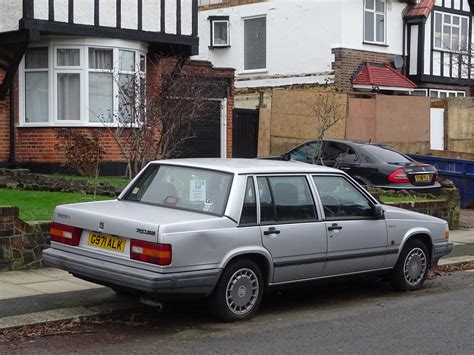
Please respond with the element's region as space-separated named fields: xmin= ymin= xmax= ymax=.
xmin=53 ymin=174 xmax=130 ymax=187
xmin=0 ymin=189 xmax=113 ymax=222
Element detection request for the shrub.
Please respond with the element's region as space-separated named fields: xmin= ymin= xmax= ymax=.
xmin=56 ymin=129 xmax=105 ymax=177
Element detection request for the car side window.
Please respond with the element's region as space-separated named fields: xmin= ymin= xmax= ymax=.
xmin=340 ymin=144 xmax=359 ymax=165
xmin=240 ymin=177 xmax=257 ymax=225
xmin=321 ymin=142 xmax=358 ymax=167
xmin=257 ymin=177 xmax=276 ymax=223
xmin=290 ymin=142 xmax=322 ymax=162
xmin=257 ymin=176 xmax=317 ymax=224
xmin=313 ymin=176 xmax=373 ymax=220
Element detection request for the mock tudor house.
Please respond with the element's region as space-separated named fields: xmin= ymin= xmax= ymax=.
xmin=0 ymin=0 xmax=235 ymax=173
xmin=195 ymin=0 xmax=473 ymax=100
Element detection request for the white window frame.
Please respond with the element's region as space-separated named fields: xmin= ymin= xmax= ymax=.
xmin=363 ymin=0 xmax=387 ymax=45
xmin=211 ymin=19 xmax=230 ymax=47
xmin=433 ymin=11 xmax=470 ymax=52
xmin=19 ymin=38 xmax=148 ymax=127
xmin=429 ymin=89 xmax=466 ymax=98
xmin=242 ymin=15 xmax=267 ymax=73
xmin=410 ymin=89 xmax=429 ymax=96
xmin=87 ymin=47 xmax=115 ymax=123
xmin=23 ymin=46 xmax=50 ymax=124
xmin=53 ymin=46 xmax=84 ymax=124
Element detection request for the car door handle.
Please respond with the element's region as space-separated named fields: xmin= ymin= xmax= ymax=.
xmin=264 ymin=227 xmax=281 ymax=236
xmin=328 ymin=223 xmax=343 ymax=231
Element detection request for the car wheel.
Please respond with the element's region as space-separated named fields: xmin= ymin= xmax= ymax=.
xmin=391 ymin=239 xmax=429 ymax=291
xmin=210 ymin=259 xmax=264 ymax=322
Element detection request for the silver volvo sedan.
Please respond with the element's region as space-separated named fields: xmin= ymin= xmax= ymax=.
xmin=43 ymin=159 xmax=453 ymax=322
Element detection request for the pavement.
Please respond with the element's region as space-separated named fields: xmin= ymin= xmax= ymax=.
xmin=0 ymin=228 xmax=473 ymax=331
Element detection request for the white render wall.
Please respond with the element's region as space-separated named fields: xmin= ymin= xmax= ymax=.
xmin=0 ymin=0 xmax=193 ymax=36
xmin=0 ymin=0 xmax=22 ymax=32
xmin=194 ymin=0 xmax=407 ymax=89
xmin=194 ymin=0 xmax=342 ymax=88
xmin=339 ymin=0 xmax=405 ymax=55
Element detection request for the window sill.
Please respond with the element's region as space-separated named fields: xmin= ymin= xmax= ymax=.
xmin=209 ymin=45 xmax=231 ymax=49
xmin=238 ymin=69 xmax=268 ymax=75
xmin=17 ymin=123 xmax=131 ymax=128
xmin=362 ymin=41 xmax=389 ymax=47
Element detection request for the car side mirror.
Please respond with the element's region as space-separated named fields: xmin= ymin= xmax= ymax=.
xmin=373 ymin=205 xmax=385 ymax=219
xmin=282 ymin=153 xmax=291 ymax=161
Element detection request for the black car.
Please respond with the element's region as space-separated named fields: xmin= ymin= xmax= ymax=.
xmin=266 ymin=139 xmax=441 ymax=189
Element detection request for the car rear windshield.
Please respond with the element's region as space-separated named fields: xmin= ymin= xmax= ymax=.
xmin=123 ymin=164 xmax=233 ymax=216
xmin=361 ymin=145 xmax=412 ymax=163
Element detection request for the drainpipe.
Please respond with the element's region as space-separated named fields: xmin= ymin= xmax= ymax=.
xmin=402 ymin=18 xmax=406 ymax=76
xmin=8 ymin=88 xmax=15 ymax=168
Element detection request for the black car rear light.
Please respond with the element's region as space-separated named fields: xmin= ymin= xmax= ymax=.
xmin=387 ymin=168 xmax=410 ymax=183
xmin=130 ymin=239 xmax=172 ymax=266
xmin=50 ymin=222 xmax=82 ymax=246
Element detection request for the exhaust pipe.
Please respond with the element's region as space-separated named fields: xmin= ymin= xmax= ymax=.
xmin=139 ymin=296 xmax=163 ymax=311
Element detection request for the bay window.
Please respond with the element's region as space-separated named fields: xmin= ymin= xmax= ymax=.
xmin=25 ymin=47 xmax=49 ymax=123
xmin=55 ymin=48 xmax=82 ymax=121
xmin=88 ymin=48 xmax=114 ymax=123
xmin=20 ymin=38 xmax=147 ymax=126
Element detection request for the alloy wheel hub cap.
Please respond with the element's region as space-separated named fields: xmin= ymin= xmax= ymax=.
xmin=404 ymin=248 xmax=427 ymax=286
xmin=226 ymin=268 xmax=259 ymax=315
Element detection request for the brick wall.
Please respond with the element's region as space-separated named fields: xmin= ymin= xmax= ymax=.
xmin=0 ymin=59 xmax=235 ymax=169
xmin=332 ymin=48 xmax=397 ymax=94
xmin=332 ymin=47 xmax=471 ymax=95
xmin=15 ymin=128 xmax=124 ymax=164
xmin=0 ymin=206 xmax=50 ymax=271
xmin=0 ymin=96 xmax=9 ymax=164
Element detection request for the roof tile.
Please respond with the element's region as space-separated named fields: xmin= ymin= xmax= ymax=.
xmin=404 ymin=0 xmax=435 ymax=18
xmin=352 ymin=63 xmax=417 ymax=89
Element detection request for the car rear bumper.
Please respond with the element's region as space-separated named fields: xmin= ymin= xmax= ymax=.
xmin=374 ymin=182 xmax=442 ymax=190
xmin=43 ymin=248 xmax=221 ymax=296
xmin=431 ymin=241 xmax=454 ymax=266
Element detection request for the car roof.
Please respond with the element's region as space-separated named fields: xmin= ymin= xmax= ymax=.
xmin=151 ymin=158 xmax=342 ymax=175
xmin=320 ymin=139 xmax=388 ymax=148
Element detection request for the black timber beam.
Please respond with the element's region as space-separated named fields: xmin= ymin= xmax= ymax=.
xmin=0 ymin=42 xmax=28 ymax=100
xmin=0 ymin=29 xmax=39 ymax=45
xmin=19 ymin=18 xmax=199 ymax=49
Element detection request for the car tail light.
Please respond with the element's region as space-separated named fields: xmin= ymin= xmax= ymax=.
xmin=130 ymin=240 xmax=172 ymax=266
xmin=435 ymin=175 xmax=441 ymax=182
xmin=388 ymin=168 xmax=410 ymax=183
xmin=50 ymin=222 xmax=82 ymax=246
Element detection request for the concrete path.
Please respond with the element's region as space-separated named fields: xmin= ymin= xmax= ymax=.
xmin=1 ymin=228 xmax=473 ymax=330
xmin=0 ymin=268 xmax=102 ymax=301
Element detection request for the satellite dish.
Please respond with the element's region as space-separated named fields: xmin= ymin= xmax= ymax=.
xmin=393 ymin=55 xmax=404 ymax=69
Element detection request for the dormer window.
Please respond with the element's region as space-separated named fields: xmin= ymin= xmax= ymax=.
xmin=209 ymin=16 xmax=230 ymax=48
xmin=364 ymin=0 xmax=386 ymax=45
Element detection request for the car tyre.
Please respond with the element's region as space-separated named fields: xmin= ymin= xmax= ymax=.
xmin=209 ymin=259 xmax=264 ymax=322
xmin=391 ymin=239 xmax=429 ymax=291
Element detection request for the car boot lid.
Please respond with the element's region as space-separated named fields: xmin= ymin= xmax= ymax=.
xmin=53 ymin=199 xmax=222 ymax=243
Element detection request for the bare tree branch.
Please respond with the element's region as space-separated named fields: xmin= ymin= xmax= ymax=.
xmin=96 ymin=56 xmax=218 ymax=178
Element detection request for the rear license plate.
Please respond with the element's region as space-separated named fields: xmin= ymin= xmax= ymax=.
xmin=87 ymin=233 xmax=126 ymax=253
xmin=414 ymin=174 xmax=431 ymax=183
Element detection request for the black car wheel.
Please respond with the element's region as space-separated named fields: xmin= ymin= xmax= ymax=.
xmin=209 ymin=259 xmax=264 ymax=322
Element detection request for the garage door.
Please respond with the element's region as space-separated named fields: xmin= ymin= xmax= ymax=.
xmin=177 ymin=100 xmax=222 ymax=158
